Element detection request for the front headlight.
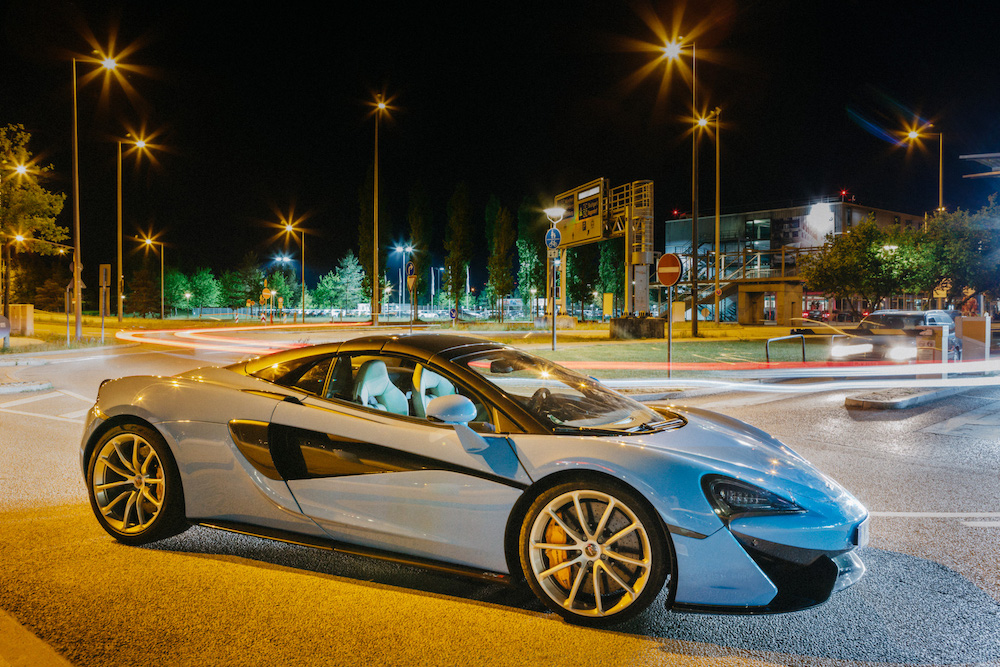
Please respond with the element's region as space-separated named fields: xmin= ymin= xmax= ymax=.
xmin=831 ymin=342 xmax=873 ymax=358
xmin=704 ymin=476 xmax=805 ymax=521
xmin=887 ymin=345 xmax=917 ymax=361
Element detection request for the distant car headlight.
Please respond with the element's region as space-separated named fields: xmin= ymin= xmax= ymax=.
xmin=831 ymin=342 xmax=873 ymax=358
xmin=704 ymin=476 xmax=805 ymax=521
xmin=887 ymin=346 xmax=917 ymax=361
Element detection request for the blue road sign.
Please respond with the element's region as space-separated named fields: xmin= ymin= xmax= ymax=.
xmin=545 ymin=227 xmax=561 ymax=249
xmin=449 ymin=308 xmax=457 ymax=319
xmin=405 ymin=261 xmax=415 ymax=277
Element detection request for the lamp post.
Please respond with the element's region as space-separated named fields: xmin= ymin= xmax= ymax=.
xmin=906 ymin=127 xmax=945 ymax=212
xmin=372 ymin=96 xmax=388 ymax=326
xmin=284 ymin=222 xmax=306 ymax=322
xmin=394 ymin=244 xmax=413 ymax=314
xmin=663 ymin=38 xmax=709 ymax=336
xmin=138 ymin=236 xmax=165 ymax=320
xmin=709 ymin=108 xmax=722 ymax=324
xmin=544 ymin=206 xmax=566 ymax=351
xmin=71 ymin=54 xmax=119 ymax=339
xmin=117 ymin=136 xmax=151 ymax=322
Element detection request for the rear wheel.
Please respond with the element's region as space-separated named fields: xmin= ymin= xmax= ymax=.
xmin=519 ymin=478 xmax=670 ymax=626
xmin=86 ymin=423 xmax=188 ymax=545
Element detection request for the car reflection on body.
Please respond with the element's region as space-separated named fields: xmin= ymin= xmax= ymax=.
xmin=830 ymin=309 xmax=962 ymax=362
xmin=81 ymin=334 xmax=868 ymax=626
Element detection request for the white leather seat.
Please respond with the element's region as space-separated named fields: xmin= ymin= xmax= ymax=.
xmin=352 ymin=360 xmax=409 ymax=416
xmin=411 ymin=365 xmax=455 ymax=418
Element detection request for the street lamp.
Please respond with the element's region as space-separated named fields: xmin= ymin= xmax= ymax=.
xmin=544 ymin=206 xmax=566 ymax=351
xmin=707 ymin=108 xmax=722 ymax=324
xmin=117 ymin=135 xmax=154 ymax=322
xmin=664 ymin=37 xmax=711 ymax=336
xmin=71 ymin=53 xmax=120 ymax=340
xmin=372 ymin=95 xmax=390 ymax=326
xmin=905 ymin=125 xmax=945 ymax=212
xmin=283 ymin=221 xmax=306 ymax=322
xmin=137 ymin=236 xmax=164 ymax=320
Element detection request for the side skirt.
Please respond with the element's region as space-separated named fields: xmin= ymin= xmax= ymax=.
xmin=193 ymin=519 xmax=514 ymax=585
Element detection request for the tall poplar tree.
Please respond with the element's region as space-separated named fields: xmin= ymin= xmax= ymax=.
xmin=444 ymin=183 xmax=473 ymax=324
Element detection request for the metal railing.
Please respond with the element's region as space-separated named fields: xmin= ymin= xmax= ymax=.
xmin=766 ymin=334 xmax=806 ymax=363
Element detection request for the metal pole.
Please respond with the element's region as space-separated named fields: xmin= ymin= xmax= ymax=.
xmin=373 ymin=105 xmax=380 ymax=326
xmin=117 ymin=141 xmax=123 ymax=323
xmin=668 ymin=285 xmax=673 ymax=379
xmin=301 ymin=230 xmax=306 ymax=322
xmin=690 ymin=43 xmax=699 ymax=338
xmin=551 ymin=253 xmax=557 ymax=351
xmin=938 ymin=133 xmax=944 ymax=211
xmin=71 ymin=58 xmax=83 ymax=341
xmin=160 ymin=243 xmax=164 ymax=320
xmin=714 ymin=109 xmax=721 ymax=324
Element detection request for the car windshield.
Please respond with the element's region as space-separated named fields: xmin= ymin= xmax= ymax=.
xmin=453 ymin=349 xmax=673 ymax=433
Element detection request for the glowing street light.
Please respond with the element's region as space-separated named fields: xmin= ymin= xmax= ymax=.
xmin=371 ymin=94 xmax=392 ymax=326
xmin=663 ymin=36 xmax=715 ymax=335
xmin=394 ymin=244 xmax=413 ymax=317
xmin=71 ymin=50 xmax=124 ymax=339
xmin=282 ymin=220 xmax=306 ymax=322
xmin=117 ymin=133 xmax=156 ymax=322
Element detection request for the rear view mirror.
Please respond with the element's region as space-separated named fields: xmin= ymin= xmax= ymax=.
xmin=426 ymin=394 xmax=477 ymax=424
xmin=490 ymin=360 xmax=514 ymax=374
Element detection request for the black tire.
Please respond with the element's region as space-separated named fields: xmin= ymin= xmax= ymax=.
xmin=518 ymin=477 xmax=671 ymax=626
xmin=86 ymin=422 xmax=188 ymax=545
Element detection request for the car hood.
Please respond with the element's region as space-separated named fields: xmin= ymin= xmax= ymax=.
xmin=629 ymin=405 xmax=856 ymax=509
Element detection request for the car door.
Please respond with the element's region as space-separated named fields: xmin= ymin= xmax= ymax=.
xmin=267 ymin=351 xmax=531 ymax=573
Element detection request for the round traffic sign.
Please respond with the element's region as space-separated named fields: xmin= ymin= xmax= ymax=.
xmin=545 ymin=227 xmax=561 ymax=249
xmin=656 ymin=253 xmax=683 ymax=287
xmin=405 ymin=261 xmax=415 ymax=277
xmin=262 ymin=287 xmax=272 ymax=299
xmin=449 ymin=308 xmax=457 ymax=319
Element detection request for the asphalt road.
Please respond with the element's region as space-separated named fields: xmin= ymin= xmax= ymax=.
xmin=1 ymin=341 xmax=998 ymax=666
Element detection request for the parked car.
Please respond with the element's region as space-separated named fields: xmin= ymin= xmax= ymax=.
xmin=81 ymin=334 xmax=868 ymax=626
xmin=830 ymin=309 xmax=962 ymax=362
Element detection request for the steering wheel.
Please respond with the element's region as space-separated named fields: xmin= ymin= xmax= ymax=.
xmin=527 ymin=387 xmax=551 ymax=414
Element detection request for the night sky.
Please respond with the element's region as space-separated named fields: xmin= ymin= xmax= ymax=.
xmin=2 ymin=0 xmax=999 ymax=291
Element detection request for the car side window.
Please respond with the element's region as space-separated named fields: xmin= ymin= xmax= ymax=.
xmin=322 ymin=353 xmax=492 ymax=427
xmin=291 ymin=357 xmax=333 ymax=396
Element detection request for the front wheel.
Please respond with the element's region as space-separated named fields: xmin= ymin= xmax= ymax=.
xmin=519 ymin=478 xmax=671 ymax=626
xmin=86 ymin=422 xmax=188 ymax=545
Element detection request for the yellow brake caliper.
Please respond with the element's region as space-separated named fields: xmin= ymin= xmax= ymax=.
xmin=545 ymin=516 xmax=573 ymax=589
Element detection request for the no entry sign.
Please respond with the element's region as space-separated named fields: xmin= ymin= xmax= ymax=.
xmin=656 ymin=253 xmax=682 ymax=287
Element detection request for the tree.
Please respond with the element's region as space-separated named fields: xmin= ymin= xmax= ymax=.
xmin=444 ymin=183 xmax=473 ymax=323
xmin=165 ymin=268 xmax=191 ymax=314
xmin=798 ymin=215 xmax=894 ymax=315
xmin=188 ymin=267 xmax=221 ymax=317
xmin=567 ymin=243 xmax=600 ymax=320
xmin=1 ymin=124 xmax=67 ymax=313
xmin=598 ymin=240 xmax=624 ymax=316
xmin=127 ymin=267 xmax=159 ymax=317
xmin=487 ymin=205 xmax=516 ymax=322
xmin=516 ymin=197 xmax=545 ymax=318
xmin=336 ymin=252 xmax=366 ymax=311
xmin=407 ymin=183 xmax=432 ymax=304
xmin=267 ymin=268 xmax=294 ymax=310
xmin=922 ymin=198 xmax=1000 ymax=303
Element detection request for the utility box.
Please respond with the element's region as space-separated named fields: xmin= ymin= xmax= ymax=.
xmin=9 ymin=304 xmax=34 ymax=336
xmin=956 ymin=316 xmax=990 ymax=360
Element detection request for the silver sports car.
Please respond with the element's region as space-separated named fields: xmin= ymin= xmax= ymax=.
xmin=81 ymin=334 xmax=868 ymax=626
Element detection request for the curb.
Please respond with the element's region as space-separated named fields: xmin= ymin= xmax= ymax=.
xmin=0 ymin=381 xmax=53 ymax=395
xmin=845 ymin=387 xmax=965 ymax=410
xmin=0 ymin=608 xmax=73 ymax=666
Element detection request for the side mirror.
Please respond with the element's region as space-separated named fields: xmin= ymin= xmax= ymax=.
xmin=426 ymin=394 xmax=477 ymax=424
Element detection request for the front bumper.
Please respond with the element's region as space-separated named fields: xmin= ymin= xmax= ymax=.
xmin=671 ymin=515 xmax=868 ymax=614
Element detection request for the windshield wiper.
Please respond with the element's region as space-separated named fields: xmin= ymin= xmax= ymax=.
xmin=551 ymin=425 xmax=631 ymax=436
